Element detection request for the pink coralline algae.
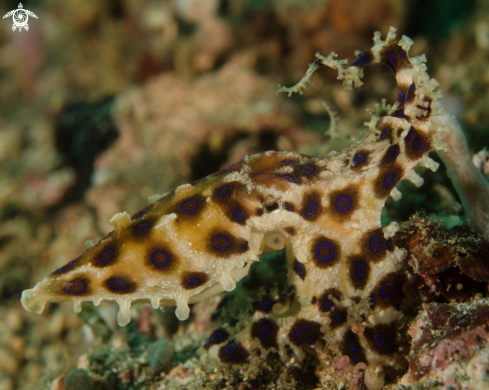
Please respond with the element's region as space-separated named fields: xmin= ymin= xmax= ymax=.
xmin=401 ymin=302 xmax=489 ymax=388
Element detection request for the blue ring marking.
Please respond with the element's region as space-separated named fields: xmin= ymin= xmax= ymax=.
xmin=381 ymin=283 xmax=393 ymax=298
xmin=181 ymin=200 xmax=198 ymax=214
xmin=257 ymin=210 xmax=263 ymax=216
xmin=281 ymin=175 xmax=294 ymax=182
xmin=336 ymin=196 xmax=351 ymax=211
xmin=210 ymin=331 xmax=224 ymax=343
xmin=109 ymin=279 xmax=126 ymax=290
xmin=374 ymin=334 xmax=384 ymax=347
xmin=336 ymin=313 xmax=344 ymax=323
xmin=65 ymin=281 xmax=86 ymax=294
xmin=56 ymin=262 xmax=74 ymax=272
xmin=398 ymin=91 xmax=405 ymax=104
xmin=219 ymin=185 xmax=230 ymax=198
xmin=287 ymin=206 xmax=293 ymax=211
xmin=407 ymin=127 xmax=414 ymax=139
xmin=414 ymin=138 xmax=422 ymax=150
xmin=317 ymin=243 xmax=334 ymax=261
xmin=132 ymin=208 xmax=147 ymax=220
xmin=261 ymin=301 xmax=272 ymax=311
xmin=353 ymin=153 xmax=365 ymax=164
xmin=296 ymin=326 xmax=310 ymax=337
xmin=399 ymin=49 xmax=406 ymax=58
xmin=349 ymin=339 xmax=360 ymax=352
xmin=388 ymin=145 xmax=399 ymax=160
xmin=136 ymin=223 xmax=149 ymax=233
xmin=354 ymin=52 xmax=367 ymax=65
xmin=224 ymin=341 xmax=236 ymax=353
xmin=353 ymin=357 xmax=359 ymax=363
xmin=213 ymin=235 xmax=231 ymax=250
xmin=324 ymin=298 xmax=335 ymax=309
xmin=301 ymin=165 xmax=314 ymax=174
xmin=152 ymin=251 xmax=169 ymax=267
xmin=99 ymin=249 xmax=113 ymax=263
xmin=357 ymin=263 xmax=364 ymax=277
xmin=259 ymin=336 xmax=269 ymax=345
xmin=189 ymin=278 xmax=200 ymax=285
xmin=410 ymin=83 xmax=415 ymax=90
xmin=282 ymin=159 xmax=293 ymax=166
xmin=311 ymin=297 xmax=316 ymax=304
xmin=370 ymin=238 xmax=382 ymax=252
xmin=296 ymin=262 xmax=305 ymax=276
xmin=384 ymin=174 xmax=395 ymax=187
xmin=260 ymin=324 xmax=272 ymax=336
xmin=379 ymin=128 xmax=390 ymax=139
xmin=397 ymin=111 xmax=404 ymax=118
xmin=387 ymin=52 xmax=396 ymax=66
xmin=306 ymin=202 xmax=317 ymax=216
xmin=233 ymin=210 xmax=243 ymax=221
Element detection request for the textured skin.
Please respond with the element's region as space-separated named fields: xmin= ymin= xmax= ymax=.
xmin=21 ymin=27 xmax=447 ymax=389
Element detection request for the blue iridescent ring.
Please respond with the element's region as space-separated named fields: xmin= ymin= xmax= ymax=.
xmin=152 ymin=251 xmax=169 ymax=267
xmin=387 ymin=52 xmax=396 ymax=66
xmin=336 ymin=313 xmax=344 ymax=323
xmin=282 ymin=159 xmax=293 ymax=166
xmin=301 ymin=165 xmax=314 ymax=174
xmin=296 ymin=326 xmax=310 ymax=337
xmin=296 ymin=262 xmax=305 ymax=276
xmin=260 ymin=324 xmax=272 ymax=335
xmin=374 ymin=334 xmax=384 ymax=347
xmin=219 ymin=185 xmax=230 ymax=198
xmin=370 ymin=238 xmax=382 ymax=252
xmin=414 ymin=138 xmax=422 ymax=150
xmin=407 ymin=127 xmax=414 ymax=139
xmin=388 ymin=145 xmax=399 ymax=160
xmin=384 ymin=174 xmax=395 ymax=187
xmin=210 ymin=331 xmax=224 ymax=343
xmin=56 ymin=262 xmax=74 ymax=273
xmin=109 ymin=279 xmax=125 ymax=290
xmin=398 ymin=91 xmax=405 ymax=104
xmin=353 ymin=153 xmax=365 ymax=164
xmin=317 ymin=243 xmax=334 ymax=261
xmin=213 ymin=235 xmax=231 ymax=250
xmin=181 ymin=200 xmax=198 ymax=214
xmin=224 ymin=341 xmax=236 ymax=353
xmin=349 ymin=339 xmax=360 ymax=352
xmin=282 ymin=175 xmax=294 ymax=182
xmin=324 ymin=298 xmax=335 ymax=309
xmin=99 ymin=249 xmax=113 ymax=263
xmin=379 ymin=128 xmax=390 ymax=139
xmin=357 ymin=264 xmax=364 ymax=277
xmin=233 ymin=210 xmax=243 ymax=221
xmin=380 ymin=283 xmax=393 ymax=298
xmin=354 ymin=53 xmax=367 ymax=65
xmin=189 ymin=278 xmax=200 ymax=285
xmin=136 ymin=223 xmax=149 ymax=233
xmin=336 ymin=196 xmax=351 ymax=211
xmin=65 ymin=281 xmax=86 ymax=295
xmin=261 ymin=301 xmax=272 ymax=311
xmin=306 ymin=202 xmax=317 ymax=216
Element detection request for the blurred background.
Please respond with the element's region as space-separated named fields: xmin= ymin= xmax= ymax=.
xmin=0 ymin=0 xmax=488 ymax=389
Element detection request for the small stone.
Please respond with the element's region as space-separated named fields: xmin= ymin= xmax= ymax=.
xmin=63 ymin=368 xmax=93 ymax=390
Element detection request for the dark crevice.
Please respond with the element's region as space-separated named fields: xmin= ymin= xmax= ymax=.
xmin=54 ymin=97 xmax=119 ymax=203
